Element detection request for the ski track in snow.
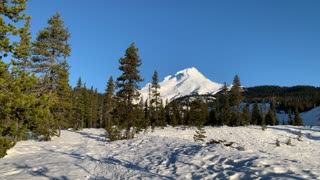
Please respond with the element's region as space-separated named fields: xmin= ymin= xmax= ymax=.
xmin=0 ymin=126 xmax=320 ymax=179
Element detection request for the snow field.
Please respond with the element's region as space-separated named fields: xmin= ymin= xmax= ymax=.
xmin=0 ymin=126 xmax=319 ymax=179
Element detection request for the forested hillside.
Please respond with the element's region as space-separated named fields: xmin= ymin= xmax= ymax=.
xmin=243 ymin=86 xmax=320 ymax=112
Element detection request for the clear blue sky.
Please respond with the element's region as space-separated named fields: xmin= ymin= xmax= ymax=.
xmin=26 ymin=0 xmax=320 ymax=92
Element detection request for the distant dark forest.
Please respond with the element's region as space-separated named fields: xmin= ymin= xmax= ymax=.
xmin=243 ymin=85 xmax=320 ymax=113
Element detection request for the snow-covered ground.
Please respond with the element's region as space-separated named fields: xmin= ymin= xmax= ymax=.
xmin=0 ymin=126 xmax=320 ymax=179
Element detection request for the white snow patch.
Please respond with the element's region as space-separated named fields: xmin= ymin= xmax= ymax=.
xmin=0 ymin=126 xmax=319 ymax=179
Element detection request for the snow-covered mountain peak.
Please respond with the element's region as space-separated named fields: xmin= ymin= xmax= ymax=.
xmin=140 ymin=67 xmax=223 ymax=102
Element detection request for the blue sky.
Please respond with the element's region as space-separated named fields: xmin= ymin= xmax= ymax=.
xmin=25 ymin=0 xmax=320 ymax=92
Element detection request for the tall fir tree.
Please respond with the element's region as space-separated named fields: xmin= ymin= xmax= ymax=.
xmin=189 ymin=99 xmax=209 ymax=126
xmin=241 ymin=105 xmax=250 ymax=126
xmin=265 ymin=109 xmax=277 ymax=126
xmin=150 ymin=70 xmax=161 ymax=128
xmin=11 ymin=16 xmax=32 ymax=72
xmin=219 ymin=82 xmax=231 ymax=126
xmin=113 ymin=43 xmax=143 ymax=140
xmin=288 ymin=110 xmax=293 ymax=125
xmin=251 ymin=102 xmax=261 ymax=125
xmin=103 ymin=76 xmax=114 ymax=129
xmin=82 ymin=83 xmax=90 ymax=127
xmin=0 ymin=0 xmax=55 ymax=157
xmin=72 ymin=77 xmax=85 ymax=129
xmin=229 ymin=75 xmax=243 ymax=126
xmin=294 ymin=110 xmax=304 ymax=126
xmin=31 ymin=12 xmax=72 ymax=135
xmin=144 ymin=99 xmax=151 ymax=128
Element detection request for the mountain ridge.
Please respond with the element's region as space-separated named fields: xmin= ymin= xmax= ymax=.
xmin=140 ymin=67 xmax=223 ymax=102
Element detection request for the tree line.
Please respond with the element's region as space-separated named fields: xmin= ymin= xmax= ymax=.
xmin=243 ymin=85 xmax=320 ymax=113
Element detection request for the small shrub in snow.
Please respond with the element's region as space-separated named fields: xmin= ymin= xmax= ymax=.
xmin=276 ymin=139 xmax=280 ymax=147
xmin=261 ymin=125 xmax=267 ymax=131
xmin=297 ymin=131 xmax=302 ymax=141
xmin=310 ymin=125 xmax=313 ymax=129
xmin=194 ymin=125 xmax=206 ymax=142
xmin=286 ymin=138 xmax=292 ymax=146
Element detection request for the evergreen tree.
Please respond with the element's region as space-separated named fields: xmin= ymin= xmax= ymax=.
xmin=241 ymin=105 xmax=250 ymax=126
xmin=150 ymin=70 xmax=161 ymax=127
xmin=31 ymin=12 xmax=72 ymax=135
xmin=229 ymin=75 xmax=243 ymax=126
xmin=189 ymin=99 xmax=209 ymax=127
xmin=113 ymin=43 xmax=143 ymax=139
xmin=82 ymin=83 xmax=90 ymax=128
xmin=88 ymin=86 xmax=95 ymax=128
xmin=288 ymin=110 xmax=293 ymax=125
xmin=169 ymin=101 xmax=179 ymax=127
xmin=135 ymin=98 xmax=147 ymax=133
xmin=144 ymin=99 xmax=151 ymax=128
xmin=158 ymin=100 xmax=167 ymax=128
xmin=0 ymin=1 xmax=54 ymax=156
xmin=193 ymin=125 xmax=206 ymax=142
xmin=103 ymin=76 xmax=114 ymax=129
xmin=92 ymin=88 xmax=99 ymax=128
xmin=265 ymin=109 xmax=278 ymax=126
xmin=208 ymin=103 xmax=218 ymax=126
xmin=0 ymin=0 xmax=27 ymax=59
xmin=219 ymin=83 xmax=231 ymax=126
xmin=11 ymin=16 xmax=32 ymax=72
xmin=294 ymin=110 xmax=304 ymax=126
xmin=251 ymin=102 xmax=261 ymax=125
xmin=72 ymin=77 xmax=85 ymax=129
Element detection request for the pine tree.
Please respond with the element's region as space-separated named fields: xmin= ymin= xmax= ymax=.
xmin=144 ymin=99 xmax=150 ymax=128
xmin=92 ymin=88 xmax=99 ymax=128
xmin=150 ymin=70 xmax=161 ymax=127
xmin=288 ymin=110 xmax=293 ymax=125
xmin=54 ymin=60 xmax=73 ymax=134
xmin=265 ymin=109 xmax=277 ymax=126
xmin=294 ymin=110 xmax=304 ymax=126
xmin=72 ymin=77 xmax=85 ymax=129
xmin=31 ymin=12 xmax=72 ymax=135
xmin=189 ymin=99 xmax=209 ymax=127
xmin=158 ymin=100 xmax=167 ymax=128
xmin=169 ymin=101 xmax=179 ymax=127
xmin=11 ymin=16 xmax=32 ymax=72
xmin=0 ymin=1 xmax=54 ymax=156
xmin=82 ymin=83 xmax=90 ymax=128
xmin=88 ymin=86 xmax=94 ymax=128
xmin=251 ymin=102 xmax=261 ymax=125
xmin=135 ymin=98 xmax=147 ymax=133
xmin=229 ymin=75 xmax=243 ymax=126
xmin=208 ymin=106 xmax=218 ymax=126
xmin=219 ymin=83 xmax=231 ymax=126
xmin=241 ymin=105 xmax=250 ymax=126
xmin=193 ymin=125 xmax=206 ymax=142
xmin=103 ymin=76 xmax=114 ymax=129
xmin=0 ymin=0 xmax=27 ymax=59
xmin=113 ymin=43 xmax=143 ymax=139
xmin=0 ymin=0 xmax=50 ymax=152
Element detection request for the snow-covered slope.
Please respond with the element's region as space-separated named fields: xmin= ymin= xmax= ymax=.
xmin=140 ymin=67 xmax=223 ymax=102
xmin=301 ymin=106 xmax=320 ymax=126
xmin=0 ymin=126 xmax=319 ymax=179
xmin=276 ymin=106 xmax=320 ymax=126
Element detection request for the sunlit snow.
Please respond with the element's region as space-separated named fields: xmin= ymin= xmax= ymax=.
xmin=0 ymin=126 xmax=319 ymax=179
